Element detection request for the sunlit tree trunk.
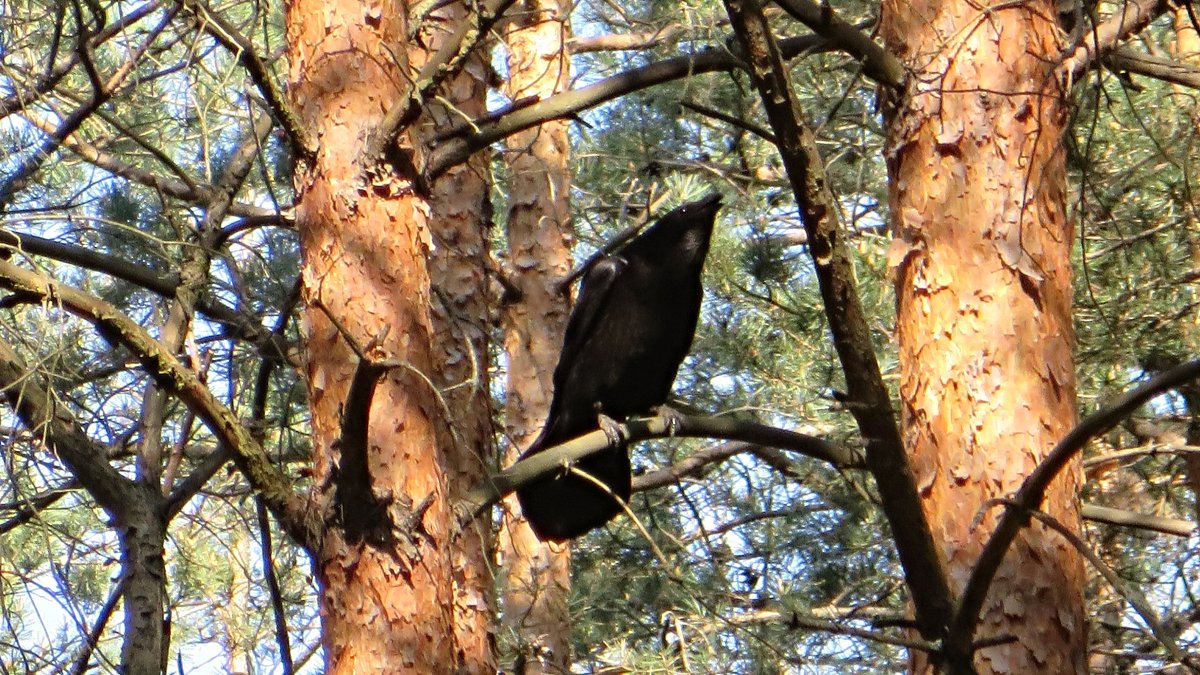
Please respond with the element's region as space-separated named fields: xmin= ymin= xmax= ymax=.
xmin=496 ymin=2 xmax=575 ymax=670
xmin=285 ymin=0 xmax=494 ymax=670
xmin=880 ymin=1 xmax=1087 ymax=671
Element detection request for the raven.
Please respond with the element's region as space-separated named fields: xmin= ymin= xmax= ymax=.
xmin=515 ymin=193 xmax=722 ymax=541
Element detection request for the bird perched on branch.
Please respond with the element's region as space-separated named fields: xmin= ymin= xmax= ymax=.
xmin=516 ymin=193 xmax=723 ymax=541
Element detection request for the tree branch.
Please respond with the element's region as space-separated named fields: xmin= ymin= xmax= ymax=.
xmin=771 ymin=0 xmax=904 ymax=88
xmin=722 ymin=0 xmax=952 ymax=641
xmin=1023 ymin=506 xmax=1197 ymax=671
xmin=175 ymin=0 xmax=312 ymax=155
xmin=16 ymin=112 xmax=283 ymax=220
xmin=424 ymin=33 xmax=834 ymax=178
xmin=0 ymin=259 xmax=322 ymax=551
xmin=457 ymin=412 xmax=855 ymax=528
xmin=367 ymin=0 xmax=520 ymax=161
xmin=0 ymin=2 xmax=158 ymax=118
xmin=568 ymin=24 xmax=689 ymax=52
xmin=1062 ymin=0 xmax=1174 ymax=79
xmin=713 ymin=606 xmax=936 ymax=651
xmin=0 ymin=338 xmax=131 ymax=517
xmin=0 ymin=227 xmax=296 ymax=366
xmin=1080 ymin=503 xmax=1194 ymax=537
xmin=1104 ymin=47 xmax=1200 ymax=89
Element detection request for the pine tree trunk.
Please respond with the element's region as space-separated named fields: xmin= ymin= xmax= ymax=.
xmin=497 ymin=2 xmax=575 ymax=670
xmin=421 ymin=6 xmax=498 ymax=668
xmin=285 ymin=0 xmax=494 ymax=670
xmin=880 ymin=1 xmax=1087 ymax=671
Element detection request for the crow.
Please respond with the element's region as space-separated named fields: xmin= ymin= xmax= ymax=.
xmin=515 ymin=193 xmax=722 ymax=541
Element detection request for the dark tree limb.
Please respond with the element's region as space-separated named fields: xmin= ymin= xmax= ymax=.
xmin=1104 ymin=47 xmax=1200 ymax=89
xmin=1062 ymin=0 xmax=1173 ymax=79
xmin=175 ymin=0 xmax=312 ymax=155
xmin=948 ymin=359 xmax=1200 ymax=662
xmin=366 ymin=0 xmax=520 ymax=161
xmin=0 ymin=482 xmax=74 ymax=534
xmin=257 ymin=498 xmax=295 ymax=674
xmin=771 ymin=0 xmax=905 ymax=88
xmin=424 ymin=33 xmax=834 ymax=178
xmin=0 ymin=7 xmax=178 ymax=210
xmin=722 ymin=0 xmax=952 ymax=641
xmin=681 ymin=100 xmax=778 ymax=143
xmin=336 ymin=357 xmax=391 ymax=542
xmin=246 ymin=293 xmax=297 ymax=673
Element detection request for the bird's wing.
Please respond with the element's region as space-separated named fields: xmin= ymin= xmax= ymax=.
xmin=557 ymin=254 xmax=626 ymax=369
xmin=526 ymin=255 xmax=626 ymax=453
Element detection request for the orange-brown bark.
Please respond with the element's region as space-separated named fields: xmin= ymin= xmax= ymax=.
xmin=286 ymin=0 xmax=493 ymax=670
xmin=420 ymin=8 xmax=498 ymax=669
xmin=496 ymin=2 xmax=575 ymax=670
xmin=880 ymin=1 xmax=1086 ymax=672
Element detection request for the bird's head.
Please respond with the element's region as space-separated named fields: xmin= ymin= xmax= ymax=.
xmin=631 ymin=193 xmax=722 ymax=264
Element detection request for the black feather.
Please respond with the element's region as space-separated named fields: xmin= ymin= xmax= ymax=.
xmin=516 ymin=193 xmax=722 ymax=541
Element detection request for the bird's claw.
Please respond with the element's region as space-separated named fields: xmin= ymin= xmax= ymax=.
xmin=597 ymin=412 xmax=625 ymax=447
xmin=654 ymin=404 xmax=685 ymax=437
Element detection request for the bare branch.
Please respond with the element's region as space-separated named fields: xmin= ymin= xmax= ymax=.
xmin=0 ymin=8 xmax=176 ymax=209
xmin=367 ymin=0 xmax=520 ymax=160
xmin=0 ymin=226 xmax=295 ymax=363
xmin=1104 ymin=47 xmax=1200 ymax=89
xmin=0 ymin=3 xmax=159 ymax=119
xmin=425 ymin=33 xmax=833 ymax=178
xmin=18 ymin=112 xmax=283 ymax=220
xmin=457 ymin=413 xmax=854 ymax=528
xmin=1024 ymin=506 xmax=1198 ymax=671
xmin=175 ymin=0 xmax=313 ymax=155
xmin=772 ymin=0 xmax=904 ymax=87
xmin=568 ymin=24 xmax=688 ymax=52
xmin=67 ymin=574 xmax=126 ymax=675
xmin=1063 ymin=0 xmax=1174 ymax=80
xmin=1080 ymin=504 xmax=1194 ymax=537
xmin=712 ymin=607 xmax=937 ymax=651
xmin=0 ymin=338 xmax=130 ymax=516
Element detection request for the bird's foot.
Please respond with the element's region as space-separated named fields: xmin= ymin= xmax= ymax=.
xmin=653 ymin=404 xmax=686 ymax=436
xmin=597 ymin=412 xmax=626 ymax=447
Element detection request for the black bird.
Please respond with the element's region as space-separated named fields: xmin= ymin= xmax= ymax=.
xmin=516 ymin=193 xmax=722 ymax=541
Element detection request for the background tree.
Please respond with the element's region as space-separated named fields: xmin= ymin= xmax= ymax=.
xmin=1 ymin=0 xmax=1199 ymax=672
